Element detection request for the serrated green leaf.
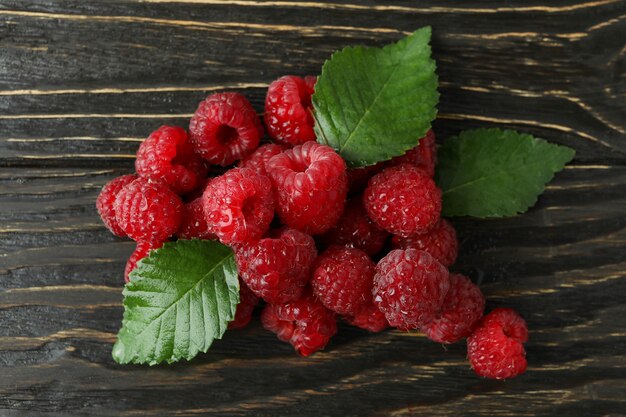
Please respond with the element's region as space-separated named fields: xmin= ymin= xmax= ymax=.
xmin=312 ymin=27 xmax=439 ymax=168
xmin=436 ymin=128 xmax=575 ymax=217
xmin=112 ymin=240 xmax=239 ymax=365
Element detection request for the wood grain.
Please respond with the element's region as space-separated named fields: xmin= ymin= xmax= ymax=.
xmin=0 ymin=0 xmax=625 ymax=416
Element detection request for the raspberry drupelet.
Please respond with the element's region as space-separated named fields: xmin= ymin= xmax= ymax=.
xmin=261 ymin=290 xmax=337 ymax=356
xmin=364 ymin=164 xmax=441 ymax=237
xmin=467 ymin=308 xmax=528 ymax=379
xmin=135 ymin=125 xmax=208 ymax=195
xmin=321 ymin=198 xmax=389 ymax=256
xmin=420 ymin=273 xmax=484 ymax=343
xmin=202 ymin=167 xmax=274 ymax=245
xmin=373 ymin=248 xmax=450 ymax=330
xmin=311 ymin=246 xmax=376 ymax=316
xmin=387 ymin=129 xmax=437 ymax=177
xmin=228 ymin=278 xmax=260 ymax=330
xmin=189 ymin=92 xmax=264 ymax=166
xmin=114 ymin=177 xmax=183 ymax=244
xmin=96 ymin=174 xmax=137 ymax=237
xmin=392 ymin=219 xmax=458 ymax=267
xmin=344 ymin=302 xmax=389 ymax=333
xmin=235 ymin=227 xmax=317 ymax=303
xmin=266 ymin=141 xmax=348 ymax=235
xmin=265 ymin=75 xmax=317 ymax=146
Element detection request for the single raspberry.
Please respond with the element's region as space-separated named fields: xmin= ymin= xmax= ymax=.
xmin=321 ymin=198 xmax=389 ymax=256
xmin=345 ymin=302 xmax=389 ymax=333
xmin=421 ymin=274 xmax=485 ymax=343
xmin=189 ymin=92 xmax=263 ymax=166
xmin=114 ymin=178 xmax=183 ymax=243
xmin=346 ymin=164 xmax=383 ymax=194
xmin=238 ymin=143 xmax=285 ymax=176
xmin=266 ymin=141 xmax=348 ymax=235
xmin=177 ymin=197 xmax=217 ymax=240
xmin=264 ymin=75 xmax=317 ymax=146
xmin=467 ymin=308 xmax=528 ymax=379
xmin=261 ymin=290 xmax=337 ymax=356
xmin=124 ymin=240 xmax=163 ymax=283
xmin=96 ymin=174 xmax=137 ymax=237
xmin=135 ymin=125 xmax=208 ymax=195
xmin=202 ymin=167 xmax=274 ymax=245
xmin=228 ymin=278 xmax=260 ymax=330
xmin=387 ymin=129 xmax=437 ymax=177
xmin=364 ymin=164 xmax=441 ymax=237
xmin=311 ymin=246 xmax=375 ymax=316
xmin=392 ymin=219 xmax=458 ymax=267
xmin=235 ymin=227 xmax=317 ymax=303
xmin=373 ymin=249 xmax=450 ymax=330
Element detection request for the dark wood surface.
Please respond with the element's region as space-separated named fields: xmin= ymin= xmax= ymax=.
xmin=1 ymin=1 xmax=625 ymax=416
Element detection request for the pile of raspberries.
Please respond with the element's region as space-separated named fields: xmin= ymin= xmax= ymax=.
xmin=97 ymin=75 xmax=528 ymax=379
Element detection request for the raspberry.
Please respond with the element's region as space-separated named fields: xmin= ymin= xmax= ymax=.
xmin=228 ymin=278 xmax=259 ymax=330
xmin=266 ymin=141 xmax=348 ymax=235
xmin=321 ymin=198 xmax=389 ymax=256
xmin=467 ymin=308 xmax=528 ymax=379
xmin=238 ymin=143 xmax=285 ymax=176
xmin=114 ymin=178 xmax=183 ymax=243
xmin=421 ymin=274 xmax=484 ymax=343
xmin=373 ymin=249 xmax=450 ymax=330
xmin=124 ymin=240 xmax=163 ymax=283
xmin=364 ymin=164 xmax=441 ymax=237
xmin=264 ymin=75 xmax=317 ymax=146
xmin=235 ymin=227 xmax=317 ymax=303
xmin=392 ymin=219 xmax=458 ymax=267
xmin=177 ymin=197 xmax=216 ymax=240
xmin=388 ymin=129 xmax=437 ymax=177
xmin=202 ymin=167 xmax=274 ymax=245
xmin=311 ymin=246 xmax=375 ymax=315
xmin=189 ymin=92 xmax=263 ymax=166
xmin=96 ymin=174 xmax=137 ymax=237
xmin=261 ymin=290 xmax=337 ymax=356
xmin=135 ymin=125 xmax=208 ymax=195
xmin=345 ymin=302 xmax=389 ymax=333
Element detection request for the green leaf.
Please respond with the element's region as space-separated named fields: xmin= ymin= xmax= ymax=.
xmin=436 ymin=128 xmax=575 ymax=217
xmin=312 ymin=27 xmax=439 ymax=168
xmin=112 ymin=240 xmax=239 ymax=365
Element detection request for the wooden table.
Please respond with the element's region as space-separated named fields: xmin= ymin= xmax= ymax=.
xmin=1 ymin=1 xmax=625 ymax=416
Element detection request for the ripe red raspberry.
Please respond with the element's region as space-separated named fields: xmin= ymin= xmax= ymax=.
xmin=266 ymin=141 xmax=348 ymax=235
xmin=467 ymin=308 xmax=528 ymax=379
xmin=311 ymin=246 xmax=375 ymax=316
xmin=364 ymin=164 xmax=441 ymax=237
xmin=321 ymin=199 xmax=389 ymax=256
xmin=264 ymin=75 xmax=317 ymax=146
xmin=345 ymin=302 xmax=389 ymax=333
xmin=421 ymin=274 xmax=485 ymax=343
xmin=177 ymin=197 xmax=216 ymax=240
xmin=189 ymin=92 xmax=263 ymax=166
xmin=124 ymin=240 xmax=163 ymax=283
xmin=96 ymin=174 xmax=137 ymax=237
xmin=228 ymin=278 xmax=259 ymax=330
xmin=388 ymin=129 xmax=437 ymax=177
xmin=392 ymin=219 xmax=458 ymax=267
xmin=261 ymin=290 xmax=337 ymax=356
xmin=235 ymin=227 xmax=317 ymax=303
xmin=114 ymin=178 xmax=183 ymax=243
xmin=135 ymin=126 xmax=208 ymax=195
xmin=373 ymin=249 xmax=450 ymax=330
xmin=202 ymin=167 xmax=274 ymax=245
xmin=238 ymin=143 xmax=285 ymax=176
